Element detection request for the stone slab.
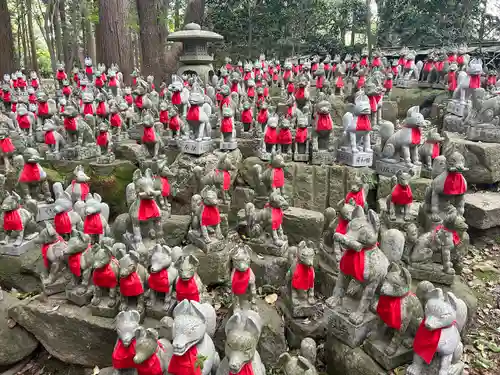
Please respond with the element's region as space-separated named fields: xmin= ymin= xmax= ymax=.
xmin=36 ymin=202 xmax=56 ymax=222
xmin=89 ymin=296 xmax=119 ymax=318
xmin=282 ymin=207 xmax=324 ymax=245
xmin=364 ymin=338 xmax=413 ymax=370
xmin=311 ymin=150 xmax=335 ymax=165
xmin=66 ymin=287 xmax=93 ymax=307
xmin=446 ymin=99 xmax=466 ymax=117
xmin=467 ymin=124 xmax=500 ymax=143
xmin=182 ymin=243 xmax=231 ymax=286
xmin=464 ymin=192 xmax=500 ymax=230
xmin=246 ymin=237 xmax=288 ymax=257
xmin=179 ymin=139 xmax=212 ymax=155
xmin=186 ymin=231 xmax=225 ymax=253
xmin=408 ymin=264 xmax=455 ymax=285
xmin=293 ymin=153 xmax=309 ymax=162
xmin=0 ymin=238 xmax=37 ymax=256
xmin=62 ymin=145 xmax=100 ymax=160
xmin=250 ymin=252 xmax=288 ymax=288
xmin=96 ymin=153 xmax=116 ymax=164
xmin=45 ymin=151 xmax=62 ymax=161
xmin=258 ymin=150 xmax=272 ymax=161
xmin=337 ymin=149 xmax=373 ymax=167
xmin=375 ymin=159 xmax=421 ymax=178
xmin=145 ymin=299 xmax=173 ymax=320
xmin=220 ymin=140 xmax=238 ymax=150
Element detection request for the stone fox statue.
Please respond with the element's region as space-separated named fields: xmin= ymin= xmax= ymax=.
xmin=193 ymin=153 xmax=235 ymax=204
xmin=185 ymin=81 xmax=212 ymax=141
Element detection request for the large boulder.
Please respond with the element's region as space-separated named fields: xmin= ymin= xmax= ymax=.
xmin=182 ymin=244 xmax=230 ymax=286
xmin=381 ymin=101 xmax=398 ymax=124
xmin=114 ymin=141 xmax=149 ymax=165
xmin=390 ymin=88 xmax=444 ymax=118
xmin=283 ymin=207 xmax=324 ymax=245
xmin=0 ymin=247 xmax=42 ymax=293
xmin=0 ymin=293 xmax=39 ymax=366
xmin=464 ymin=192 xmax=500 ymax=230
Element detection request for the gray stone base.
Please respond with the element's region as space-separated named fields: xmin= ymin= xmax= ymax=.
xmin=443 ymin=114 xmax=465 ymax=133
xmin=328 ymin=297 xmax=378 ymax=348
xmin=122 ymin=298 xmax=146 ymax=322
xmin=412 ymin=359 xmax=465 ymax=375
xmin=187 ymin=230 xmax=225 ymax=253
xmin=337 ymin=149 xmax=373 ymax=167
xmin=246 ymin=237 xmax=288 ymax=257
xmin=446 ymin=99 xmax=469 ymax=117
xmin=375 ymin=159 xmax=421 ymax=178
xmin=36 ymin=202 xmax=56 ymax=222
xmin=258 ymin=150 xmax=272 ymax=161
xmin=89 ymin=296 xmax=119 ymax=318
xmin=220 ymin=140 xmax=238 ymax=150
xmin=379 ymin=199 xmax=420 ymax=231
xmin=421 ymin=167 xmax=432 ymax=179
xmin=0 ymin=238 xmax=37 ymax=256
xmin=62 ymin=145 xmax=100 ymax=160
xmin=46 ymin=151 xmax=62 ymax=161
xmin=467 ymin=124 xmax=500 ymax=143
xmin=146 ymin=298 xmax=174 ymax=320
xmin=311 ymin=150 xmax=335 ymax=165
xmin=218 ymin=202 xmax=230 ymax=214
xmin=418 ymin=82 xmax=431 ymax=88
xmin=112 ymin=133 xmax=129 ymax=143
xmin=408 ymin=263 xmax=455 ymax=285
xmin=166 ymin=138 xmax=180 ymax=147
xmin=364 ymin=338 xmax=413 ymax=370
xmin=432 ymin=83 xmax=446 ymax=90
xmin=179 ymin=139 xmax=212 ymax=155
xmin=66 ymin=287 xmax=93 ymax=306
xmin=293 ymin=152 xmax=309 ymax=162
xmin=96 ymin=153 xmax=116 ymax=164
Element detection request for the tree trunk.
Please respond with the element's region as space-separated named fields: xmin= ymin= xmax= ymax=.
xmin=82 ymin=0 xmax=96 ymax=62
xmin=174 ymin=0 xmax=181 ymax=30
xmin=27 ymin=0 xmax=38 ymax=71
xmin=20 ymin=2 xmax=29 ymax=69
xmin=366 ymin=0 xmax=372 ymax=56
xmin=96 ymin=0 xmax=133 ymax=83
xmin=54 ymin=2 xmax=63 ymax=62
xmin=44 ymin=0 xmax=58 ymax=73
xmin=0 ymin=0 xmax=15 ymax=73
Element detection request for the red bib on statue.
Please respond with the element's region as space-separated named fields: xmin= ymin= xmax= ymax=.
xmin=4 ymin=210 xmax=23 ymax=231
xmin=230 ymin=362 xmax=254 ymax=375
xmin=232 ymin=268 xmax=250 ymax=295
xmin=295 ymin=87 xmax=305 ymax=99
xmin=443 ymin=172 xmax=466 ymax=195
xmin=17 ymin=114 xmax=31 ymax=129
xmin=316 ymin=114 xmax=332 ymax=131
xmin=55 ymin=211 xmax=72 ymax=234
xmin=19 ymin=163 xmax=41 ymax=183
xmin=135 ymin=95 xmax=143 ymax=109
xmin=112 ymin=339 xmax=137 ymax=369
xmin=176 ymin=277 xmax=200 ymax=302
xmin=172 ymin=92 xmax=181 ymax=105
xmin=138 ymin=199 xmax=160 ymax=221
xmin=187 ymin=106 xmax=200 ymax=122
xmin=411 ymin=127 xmax=421 ymax=145
xmin=376 ymin=294 xmax=405 ymax=329
xmin=345 ymin=190 xmax=364 ymax=207
xmin=167 ymin=345 xmax=201 ymax=375
xmin=271 ymin=168 xmax=284 ymax=188
xmin=0 ymin=138 xmax=14 ymax=153
xmin=264 ymin=127 xmax=278 ymax=144
xmin=278 ymin=129 xmax=292 ymax=144
xmin=111 ymin=113 xmax=122 ymax=128
xmin=295 ymin=128 xmax=307 ymax=143
xmin=158 ymin=176 xmax=170 ymax=197
xmin=413 ymin=320 xmax=454 ymax=364
xmin=169 ymin=116 xmax=180 ymax=131
xmin=221 ymin=117 xmax=233 ymax=133
xmin=142 ymin=127 xmax=156 ymax=143
xmin=291 ymin=263 xmax=314 ymax=290
xmin=93 ymin=262 xmax=117 ymax=288
xmin=125 ymin=95 xmax=133 ymax=106
xmin=201 ymin=205 xmax=220 ymax=226
xmin=56 ymin=71 xmax=67 ymax=81
xmin=339 ymin=246 xmax=375 ymax=282
xmin=97 ymin=132 xmax=108 ymax=146
xmin=136 ymin=345 xmax=164 ymax=375
xmin=160 ymin=110 xmax=169 ymax=124
xmin=391 ymin=184 xmax=413 ymax=205
xmin=97 ymin=102 xmax=106 ymax=116
xmin=356 ymin=115 xmax=371 ymax=131
xmin=241 ymin=110 xmax=253 ymax=124
xmin=469 ymin=75 xmax=480 ymax=89
xmin=83 ymin=103 xmax=94 ymax=115
xmin=148 ymin=269 xmax=170 ymax=293
xmin=64 ymin=117 xmax=77 ymax=131
xmin=45 ymin=131 xmax=56 ymax=145
xmin=431 ymin=143 xmax=440 ymax=158
xmin=72 ymin=180 xmax=90 ymax=201
xmin=68 ymin=252 xmax=82 ymax=277
xmin=216 ymin=169 xmax=231 ymax=191
xmin=267 ymin=205 xmax=283 ymax=230
xmin=84 ymin=213 xmax=104 ymax=235
xmin=335 ymin=217 xmax=349 ymax=235
xmin=257 ymin=110 xmax=268 ymax=125
xmin=120 ymin=272 xmax=144 ymax=297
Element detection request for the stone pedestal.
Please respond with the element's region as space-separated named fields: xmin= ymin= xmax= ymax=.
xmin=62 ymin=145 xmax=100 ymax=160
xmin=446 ymin=99 xmax=469 ymax=117
xmin=432 ymin=83 xmax=446 ymax=90
xmin=179 ymin=139 xmax=212 ymax=155
xmin=311 ymin=150 xmax=335 ymax=165
xmin=89 ymin=297 xmax=119 ymax=318
xmin=36 ymin=202 xmax=56 ymax=222
xmin=245 ymin=237 xmax=288 ymax=257
xmin=146 ymin=298 xmax=175 ymax=320
xmin=66 ymin=286 xmax=94 ymax=306
xmin=293 ymin=152 xmax=309 ymax=162
xmin=42 ymin=272 xmax=71 ymax=296
xmin=187 ymin=230 xmax=225 ymax=253
xmin=96 ymin=153 xmax=116 ymax=164
xmin=328 ymin=297 xmax=378 ymax=348
xmin=220 ymin=140 xmax=238 ymax=151
xmin=121 ymin=298 xmax=146 ymax=322
xmin=375 ymin=159 xmax=421 ymax=178
xmin=418 ymin=82 xmax=431 ymax=88
xmin=0 ymin=238 xmax=36 ymax=256
xmin=408 ymin=263 xmax=455 ymax=285
xmin=379 ymin=199 xmax=420 ymax=231
xmin=364 ymin=338 xmax=413 ymax=370
xmin=337 ymin=149 xmax=373 ymax=167
xmin=45 ymin=151 xmax=62 ymax=161
xmin=466 ymin=124 xmax=500 ymax=143
xmin=258 ymin=150 xmax=272 ymax=161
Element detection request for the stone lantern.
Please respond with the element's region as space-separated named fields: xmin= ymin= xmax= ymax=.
xmin=167 ymin=23 xmax=224 ymax=84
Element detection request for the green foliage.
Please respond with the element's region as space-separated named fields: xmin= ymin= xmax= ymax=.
xmin=37 ymin=48 xmax=52 ymax=77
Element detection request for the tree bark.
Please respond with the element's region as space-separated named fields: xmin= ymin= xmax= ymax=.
xmin=27 ymin=0 xmax=38 ymax=71
xmin=366 ymin=0 xmax=372 ymax=56
xmin=82 ymin=0 xmax=96 ymax=62
xmin=96 ymin=0 xmax=133 ymax=83
xmin=174 ymin=0 xmax=181 ymax=30
xmin=0 ymin=0 xmax=15 ymax=73
xmin=20 ymin=1 xmax=29 ymax=69
xmin=54 ymin=1 xmax=63 ymax=62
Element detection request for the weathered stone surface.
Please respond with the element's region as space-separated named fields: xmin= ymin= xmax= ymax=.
xmin=214 ymin=298 xmax=286 ymax=368
xmin=237 ymin=137 xmax=261 ymax=159
xmin=182 ymin=244 xmax=230 ymax=286
xmin=329 ymin=165 xmax=377 ymax=208
xmin=443 ymin=131 xmax=500 ymax=184
xmin=382 ymin=101 xmax=398 ymax=124
xmin=251 ymin=252 xmax=288 ymax=288
xmin=443 ymin=114 xmax=466 ymax=133
xmin=229 ymin=186 xmax=255 ymax=224
xmin=238 ymin=156 xmax=266 ymax=188
xmin=287 ymin=163 xmax=329 ymax=211
xmin=111 ymin=213 xmax=190 ymax=246
xmin=377 ymin=175 xmax=431 ymax=201
xmin=114 ymin=141 xmax=148 ymax=165
xmin=325 ymin=335 xmax=386 ymax=375
xmin=391 ymin=88 xmax=444 ymax=118
xmin=464 ymin=192 xmax=500 ymax=230
xmin=283 ymin=207 xmax=324 ymax=245
xmin=0 ymin=293 xmax=38 ymax=366
xmin=449 ymin=276 xmax=477 ymax=333
xmin=0 ymin=248 xmax=42 ymax=293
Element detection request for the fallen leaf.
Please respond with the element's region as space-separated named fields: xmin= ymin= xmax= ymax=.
xmin=92 ymin=366 xmax=100 ymax=375
xmin=473 ymin=261 xmax=500 ymax=274
xmin=264 ymin=293 xmax=278 ymax=305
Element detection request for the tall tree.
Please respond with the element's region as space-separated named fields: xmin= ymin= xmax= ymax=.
xmin=96 ymin=0 xmax=133 ymax=82
xmin=0 ymin=0 xmax=15 ymax=73
xmin=27 ymin=0 xmax=38 ymax=71
xmin=82 ymin=0 xmax=96 ymax=62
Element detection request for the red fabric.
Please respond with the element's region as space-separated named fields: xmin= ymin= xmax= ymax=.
xmin=148 ymin=269 xmax=170 ymax=293
xmin=92 ymin=261 xmax=118 ymax=288
xmin=376 ymin=293 xmax=408 ymax=329
xmin=443 ymin=172 xmax=466 ymax=195
xmin=171 ymin=91 xmax=182 ymax=105
xmin=11 ymin=103 xmax=17 ymax=113
xmin=411 ymin=127 xmax=421 ymax=145
xmin=108 ymin=77 xmax=117 ymax=87
xmin=272 ymin=167 xmax=284 ymax=188
xmin=64 ymin=117 xmax=77 ymax=131
xmin=96 ymin=102 xmax=107 ymax=116
xmin=138 ymin=199 xmax=160 ymax=221
xmin=264 ymin=87 xmax=269 ymax=96
xmin=56 ymin=71 xmax=67 ymax=81
xmin=38 ymin=102 xmax=49 ymax=116
xmin=111 ymin=113 xmax=122 ymax=128
xmin=230 ymin=362 xmax=254 ymax=375
xmin=413 ymin=319 xmax=451 ymax=364
xmin=40 ymin=236 xmax=63 ymax=269
xmin=124 ymin=94 xmax=133 ymax=106
xmin=335 ymin=217 xmax=349 ymax=234
xmin=295 ymin=127 xmax=308 ymax=143
xmin=336 ymin=76 xmax=344 ymax=88
xmin=169 ymin=116 xmax=180 ymax=131
xmin=384 ymin=79 xmax=393 ymax=90
xmin=372 ymin=57 xmax=381 ymax=67
xmin=287 ymin=82 xmax=295 ymax=93
xmin=120 ymin=272 xmax=144 ymax=297
xmin=17 ymin=78 xmax=26 ymax=88
xmin=469 ymin=75 xmax=481 ymax=89
xmin=324 ymin=63 xmax=330 ymax=71
xmin=272 ymin=73 xmax=279 ymax=81
xmin=186 ymin=105 xmax=200 ymax=122
xmin=438 ymin=61 xmax=445 ymax=71
xmin=316 ymin=76 xmax=324 ymax=89
xmin=95 ymin=77 xmax=104 ymax=88
xmin=286 ymin=106 xmax=294 ymax=119
xmin=241 ymin=109 xmax=253 ymax=124
xmin=62 ymin=86 xmax=72 ymax=97
xmin=3 ymin=209 xmax=23 ymax=231
xmin=97 ymin=131 xmax=108 ymax=147
xmin=316 ymin=113 xmax=332 ymax=131
xmin=54 ymin=211 xmax=73 ymax=234
xmin=404 ymin=60 xmax=413 ymax=69
xmin=360 ymin=57 xmax=368 ymax=67
xmin=430 ymin=142 xmax=440 ymax=159
xmin=168 ymin=345 xmax=201 ymax=375
xmin=45 ymin=131 xmax=56 ymax=145
xmin=369 ymin=96 xmax=378 ymax=112
xmin=448 ymin=55 xmax=456 ymax=63
xmin=278 ymin=129 xmax=292 ymax=144
xmin=339 ymin=245 xmax=376 ymax=282
xmin=391 ymin=184 xmax=413 ymax=205
xmin=68 ymin=252 xmax=82 ymax=277
xmin=357 ymin=76 xmax=365 ymax=89
xmin=219 ymin=96 xmax=231 ymax=110
xmin=201 ymin=204 xmax=220 ymax=226
xmin=257 ymin=109 xmax=268 ymax=125
xmin=132 ymin=77 xmax=137 ymax=86
xmin=17 ymin=114 xmax=31 ymax=129
xmin=142 ymin=127 xmax=156 ymax=143
xmin=159 ymin=110 xmax=169 ymax=124
xmin=158 ymin=176 xmax=170 ymax=197
xmin=83 ymin=103 xmax=94 ymax=115
xmin=176 ymin=277 xmax=200 ymax=302
xmin=424 ymin=62 xmax=432 ymax=72
xmin=356 ymin=115 xmax=371 ymax=131
xmin=72 ymin=180 xmax=90 ymax=201
xmin=3 ymin=91 xmax=10 ymax=102
xmin=457 ymin=55 xmax=464 ymax=65
xmin=247 ymin=87 xmax=255 ymax=98
xmin=216 ymin=169 xmax=231 ymax=191
xmin=85 ymin=66 xmax=93 ymax=75
xmin=434 ymin=225 xmax=460 ymax=246
xmin=136 ymin=345 xmax=164 ymax=375
xmin=488 ymin=76 xmax=497 ymax=85
xmin=12 ymin=80 xmax=17 ymax=89
xmin=345 ymin=190 xmax=364 ymax=207
xmin=231 ymin=82 xmax=239 ymax=93
xmin=0 ymin=138 xmax=14 ymax=153
xmin=221 ymin=117 xmax=233 ymax=133
xmin=264 ymin=127 xmax=278 ymax=144
xmin=60 ymin=105 xmax=65 ymax=113
xmin=232 ymin=268 xmax=250 ymax=295
xmin=291 ymin=263 xmax=314 ymax=290
xmin=266 ymin=204 xmax=283 ymax=230
xmin=283 ymin=70 xmax=292 ymax=80
xmin=243 ymin=71 xmax=252 ymax=81
xmin=135 ymin=95 xmax=143 ymax=109
xmin=295 ymin=87 xmax=305 ymax=99
xmin=112 ymin=339 xmax=136 ymax=369
xmin=29 ymin=93 xmax=37 ymax=104
xmin=84 ymin=213 xmax=104 ymax=235
xmin=19 ymin=163 xmax=40 ymax=183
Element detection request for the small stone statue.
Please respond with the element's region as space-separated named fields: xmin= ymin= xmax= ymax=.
xmin=0 ymin=127 xmax=15 ymax=171
xmin=52 ymin=191 xmax=81 ymax=240
xmin=419 ymin=130 xmax=444 ymax=170
xmin=261 ymin=114 xmax=279 ymax=156
xmin=278 ymin=118 xmax=293 ymax=156
xmin=256 ymin=101 xmax=269 ymax=131
xmin=147 ymin=244 xmax=179 ymax=315
xmin=61 ymin=104 xmax=95 ymax=146
xmin=311 ymin=99 xmax=334 ymax=154
xmin=96 ymin=122 xmax=115 ymax=163
xmin=406 ymin=288 xmax=467 ymax=375
xmin=36 ymin=91 xmax=57 ymax=127
xmin=90 ymin=244 xmax=119 ymax=316
xmin=174 ymin=254 xmax=206 ymax=303
xmin=387 ymin=170 xmax=415 ymax=221
xmin=230 ymin=244 xmax=257 ymax=311
xmin=194 ymin=153 xmax=235 ymax=206
xmin=220 ymin=104 xmax=237 ymax=150
xmin=239 ymin=100 xmax=254 ymax=133
xmin=278 ymin=338 xmax=318 ymax=375
xmin=185 ymin=81 xmax=212 ymax=141
xmin=36 ymin=223 xmax=67 ymax=293
xmin=95 ymin=92 xmax=109 ymax=121
xmin=117 ymin=248 xmax=147 ymax=315
xmin=153 ymin=159 xmax=173 ymax=213
xmin=140 ymin=113 xmax=161 ymax=160
xmin=64 ymin=230 xmax=94 ymax=305
xmin=82 ymin=193 xmax=111 ymax=244
xmin=188 ymin=186 xmax=224 ymax=249
xmin=216 ymin=310 xmax=265 ymax=375
xmin=252 ymin=152 xmax=286 ymax=196
xmin=64 ymin=165 xmax=91 ymax=203
xmin=287 ymin=241 xmax=316 ymax=317
xmin=16 ymin=104 xmax=35 ymax=138
xmin=112 ymin=310 xmax=141 ymax=373
xmin=340 ymin=92 xmax=372 ymax=160
xmin=293 ymin=115 xmax=309 ymax=161
xmin=454 ymin=58 xmax=482 ymax=104
xmin=167 ymin=107 xmax=184 ymax=140
xmin=133 ymin=326 xmax=171 ymax=375
xmin=43 ymin=119 xmax=65 ymax=156
xmin=17 ymin=148 xmax=54 ymax=203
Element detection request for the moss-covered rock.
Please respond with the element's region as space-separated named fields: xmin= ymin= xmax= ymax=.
xmin=390 ymin=87 xmax=444 ymax=118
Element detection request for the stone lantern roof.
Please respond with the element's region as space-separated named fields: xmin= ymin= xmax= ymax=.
xmin=167 ymin=23 xmax=224 ymax=43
